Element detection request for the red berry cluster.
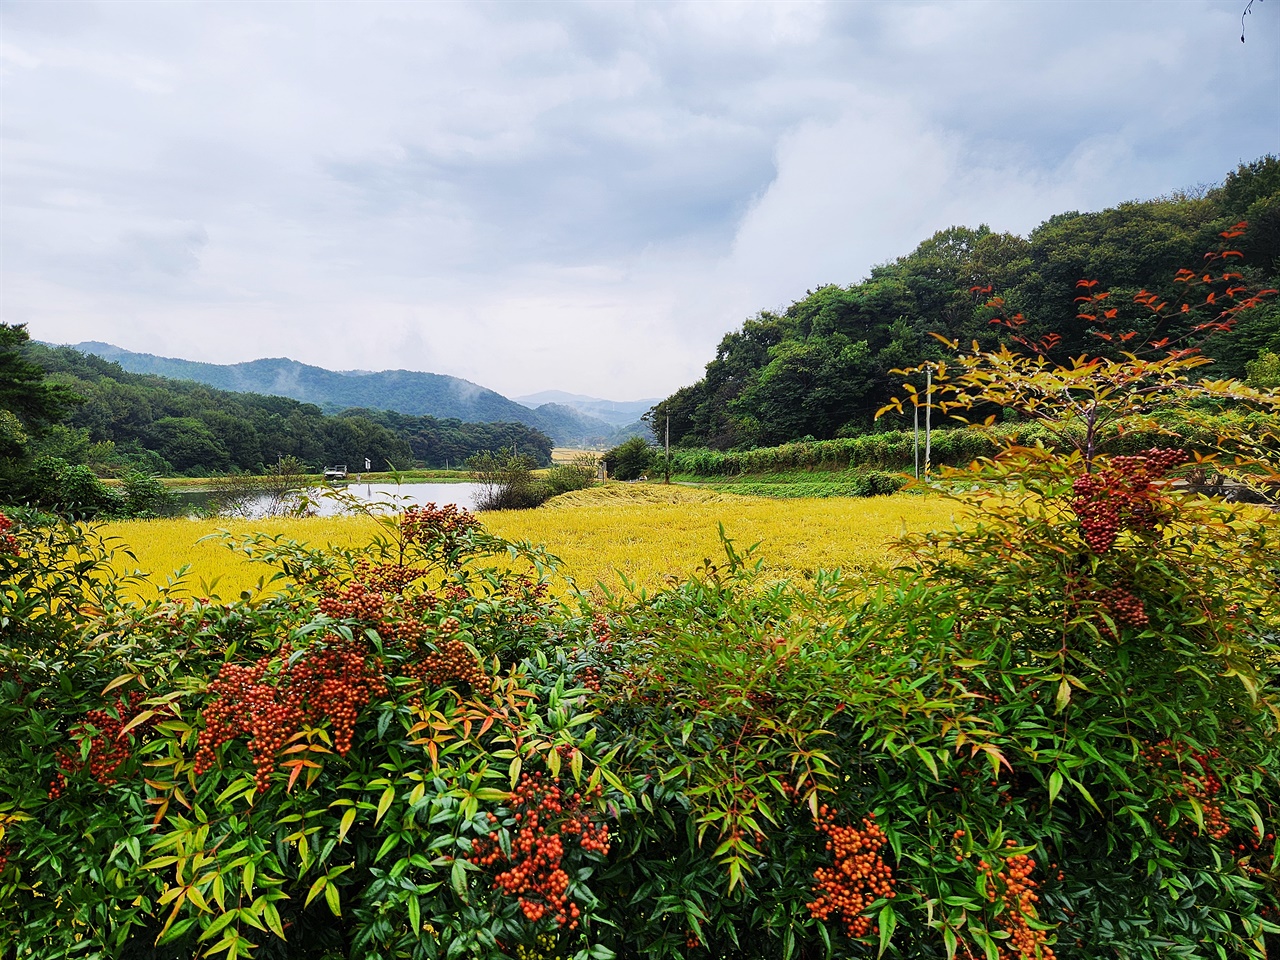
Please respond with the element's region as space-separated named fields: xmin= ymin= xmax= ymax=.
xmin=806 ymin=807 xmax=896 ymax=940
xmin=49 ymin=690 xmax=156 ymax=797
xmin=401 ymin=503 xmax=478 ymax=547
xmin=468 ymin=773 xmax=609 ymax=929
xmin=978 ymin=842 xmax=1056 ymax=960
xmin=0 ymin=512 xmax=18 ymax=554
xmin=1095 ymin=586 xmax=1148 ymax=630
xmin=194 ymin=641 xmax=387 ymax=792
xmin=1142 ymin=740 xmax=1230 ymax=841
xmin=590 ymin=613 xmax=612 ymax=650
xmin=507 ymin=574 xmax=550 ymax=604
xmin=579 ymin=667 xmax=601 ymax=694
xmin=1234 ymin=826 xmax=1276 ymax=880
xmin=0 ymin=843 xmax=10 ymax=875
xmin=1070 ymin=448 xmax=1186 ymax=552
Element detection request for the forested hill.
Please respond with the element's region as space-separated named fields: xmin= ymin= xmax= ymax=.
xmin=15 ymin=341 xmax=554 ymax=475
xmin=71 ymin=343 xmax=640 ymax=446
xmin=653 ymin=157 xmax=1280 ymax=450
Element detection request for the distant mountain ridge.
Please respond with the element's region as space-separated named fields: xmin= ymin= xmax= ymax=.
xmin=68 ymin=342 xmax=650 ymax=446
xmin=513 ymin=390 xmax=659 ymax=426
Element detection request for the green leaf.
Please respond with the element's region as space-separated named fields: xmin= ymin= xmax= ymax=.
xmin=304 ymin=876 xmax=328 ymax=908
xmin=912 ymin=744 xmax=939 ymax=780
xmin=1048 ymin=770 xmax=1063 ymax=805
xmin=375 ymin=786 xmax=395 ymax=825
xmin=1055 ymin=676 xmax=1070 ymax=713
xmin=338 ymin=808 xmax=357 ymax=843
xmin=262 ymin=901 xmax=286 ymax=941
xmin=450 ymin=857 xmax=468 ymax=900
xmin=877 ymin=902 xmax=897 ymax=957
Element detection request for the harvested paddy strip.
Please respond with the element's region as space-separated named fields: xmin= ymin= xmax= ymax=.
xmin=98 ymin=485 xmax=958 ymax=601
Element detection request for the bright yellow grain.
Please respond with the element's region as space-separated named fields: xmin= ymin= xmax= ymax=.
xmin=98 ymin=486 xmax=958 ymax=601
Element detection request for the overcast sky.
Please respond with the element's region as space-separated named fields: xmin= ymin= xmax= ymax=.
xmin=2 ymin=1 xmax=1277 ymax=400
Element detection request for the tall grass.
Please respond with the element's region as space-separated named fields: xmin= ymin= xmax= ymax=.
xmin=665 ymin=418 xmax=1246 ymax=478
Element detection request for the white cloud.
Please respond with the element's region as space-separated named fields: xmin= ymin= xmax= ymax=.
xmin=1 ymin=0 xmax=1276 ymax=399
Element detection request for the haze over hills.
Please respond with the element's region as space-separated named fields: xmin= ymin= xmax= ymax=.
xmin=512 ymin=391 xmax=660 ymax=426
xmin=69 ymin=342 xmax=650 ymax=447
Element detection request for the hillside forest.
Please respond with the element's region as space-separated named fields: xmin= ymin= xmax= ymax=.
xmin=0 ymin=334 xmax=554 ymax=508
xmin=651 ymin=157 xmax=1280 ymax=449
xmin=72 ymin=342 xmax=647 ymax=448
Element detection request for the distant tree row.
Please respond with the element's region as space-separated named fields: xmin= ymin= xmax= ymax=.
xmin=652 ymin=157 xmax=1280 ymax=449
xmin=1 ymin=334 xmax=554 ymax=509
xmin=348 ymin=408 xmax=552 ymax=469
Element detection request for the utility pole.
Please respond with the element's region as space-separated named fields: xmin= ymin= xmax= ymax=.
xmin=914 ymin=396 xmax=920 ymax=480
xmin=924 ymin=365 xmax=933 ymax=477
xmin=664 ymin=414 xmax=670 ymax=484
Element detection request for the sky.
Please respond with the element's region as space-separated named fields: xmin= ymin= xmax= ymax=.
xmin=2 ymin=1 xmax=1278 ymax=401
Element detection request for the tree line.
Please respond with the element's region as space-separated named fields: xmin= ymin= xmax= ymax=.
xmin=651 ymin=157 xmax=1280 ymax=449
xmin=0 ymin=332 xmax=553 ymax=513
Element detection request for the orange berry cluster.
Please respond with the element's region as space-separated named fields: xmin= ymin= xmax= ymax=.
xmin=1142 ymin=740 xmax=1230 ymax=840
xmin=978 ymin=842 xmax=1056 ymax=960
xmin=579 ymin=667 xmax=601 ymax=694
xmin=401 ymin=502 xmax=478 ymax=547
xmin=468 ymin=773 xmax=609 ymax=929
xmin=806 ymin=807 xmax=896 ymax=940
xmin=194 ymin=641 xmax=387 ymax=791
xmin=319 ymin=580 xmax=388 ymax=623
xmin=1070 ymin=448 xmax=1185 ymax=552
xmin=352 ymin=558 xmax=423 ymax=594
xmin=404 ymin=626 xmax=491 ymax=694
xmin=0 ymin=512 xmax=18 ymax=554
xmin=49 ymin=690 xmax=155 ymax=797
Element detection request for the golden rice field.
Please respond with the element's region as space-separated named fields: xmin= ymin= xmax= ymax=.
xmin=97 ymin=485 xmax=960 ymax=602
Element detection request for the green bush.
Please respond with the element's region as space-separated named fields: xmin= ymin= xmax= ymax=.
xmin=119 ymin=470 xmax=175 ymax=518
xmin=469 ymin=447 xmax=552 ymax=510
xmin=24 ymin=455 xmax=125 ymax=518
xmin=544 ymin=455 xmax=598 ymax=497
xmin=603 ymin=436 xmax=654 ymax=481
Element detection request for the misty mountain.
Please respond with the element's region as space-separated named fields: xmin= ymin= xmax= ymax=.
xmin=513 ymin=390 xmax=659 ymax=426
xmin=68 ymin=343 xmax=648 ymax=446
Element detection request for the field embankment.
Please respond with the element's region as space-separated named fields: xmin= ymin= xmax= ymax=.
xmin=99 ymin=485 xmax=957 ymax=600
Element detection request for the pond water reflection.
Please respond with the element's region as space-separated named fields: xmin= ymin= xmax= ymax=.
xmin=172 ymin=482 xmax=484 ymax=518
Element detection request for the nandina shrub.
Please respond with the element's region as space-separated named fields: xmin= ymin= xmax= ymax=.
xmin=3 ymin=230 xmax=1280 ymax=960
